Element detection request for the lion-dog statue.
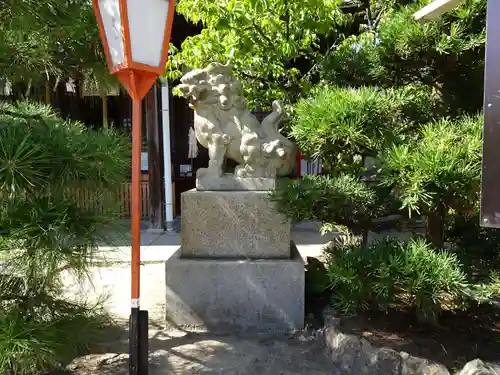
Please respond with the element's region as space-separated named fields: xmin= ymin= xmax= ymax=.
xmin=176 ymin=63 xmax=296 ymax=190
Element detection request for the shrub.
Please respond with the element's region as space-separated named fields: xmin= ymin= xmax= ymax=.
xmin=379 ymin=114 xmax=482 ymax=248
xmin=325 ymin=237 xmax=468 ymax=319
xmin=290 ymin=84 xmax=436 ymax=174
xmin=0 ymin=298 xmax=109 ymax=374
xmin=270 ymin=174 xmax=396 ymax=246
xmin=0 ymin=101 xmax=131 ymax=373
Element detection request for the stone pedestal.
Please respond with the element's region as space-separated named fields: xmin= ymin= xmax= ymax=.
xmin=181 ymin=190 xmax=290 ymax=259
xmin=165 ymin=189 xmax=305 ymax=332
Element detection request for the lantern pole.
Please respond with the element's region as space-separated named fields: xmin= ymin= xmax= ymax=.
xmin=91 ymin=1 xmax=177 ymax=373
xmin=130 ymin=94 xmax=143 ymax=375
xmin=124 ymin=72 xmax=159 ymax=375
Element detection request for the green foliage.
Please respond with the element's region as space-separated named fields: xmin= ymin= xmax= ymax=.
xmin=275 ymin=0 xmax=485 ymax=251
xmin=167 ymin=0 xmax=485 ymax=114
xmin=167 ymin=0 xmax=352 ymax=108
xmin=290 ymin=84 xmax=437 ymax=172
xmin=0 ymin=298 xmax=109 ymax=375
xmin=466 ymin=272 xmax=500 ymax=306
xmin=322 ymin=0 xmax=486 ymax=114
xmin=379 ymin=114 xmax=482 ymax=217
xmin=326 ymin=237 xmax=468 ymax=317
xmin=268 ymin=0 xmax=492 ymax=323
xmin=447 ymin=213 xmax=500 ymax=275
xmin=0 ymin=0 xmax=115 ymax=92
xmin=0 ymin=101 xmax=130 ymax=372
xmin=0 ymin=101 xmax=130 ymax=192
xmin=270 ymin=175 xmax=394 ymax=234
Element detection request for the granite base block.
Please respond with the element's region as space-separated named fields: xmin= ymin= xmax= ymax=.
xmin=196 ymin=172 xmax=277 ymax=191
xmin=181 ymin=189 xmax=291 ymax=259
xmin=165 ymin=245 xmax=305 ymax=332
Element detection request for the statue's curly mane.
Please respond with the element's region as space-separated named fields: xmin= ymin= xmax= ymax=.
xmin=179 ymin=63 xmax=245 ymax=110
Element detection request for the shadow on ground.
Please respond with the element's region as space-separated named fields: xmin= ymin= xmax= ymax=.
xmin=66 ymin=321 xmax=340 ymax=375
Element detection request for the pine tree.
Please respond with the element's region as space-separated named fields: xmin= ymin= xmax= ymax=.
xmin=0 ymin=0 xmax=115 ymax=94
xmin=323 ymin=0 xmax=486 ymax=115
xmin=272 ymin=0 xmax=486 ymax=248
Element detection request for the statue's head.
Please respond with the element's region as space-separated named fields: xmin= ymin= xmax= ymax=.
xmin=175 ymin=63 xmax=245 ymax=111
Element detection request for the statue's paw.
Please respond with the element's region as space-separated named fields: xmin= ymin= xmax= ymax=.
xmin=196 ymin=167 xmax=209 ymax=179
xmin=235 ymin=164 xmax=257 ymax=178
xmin=235 ymin=166 xmax=247 ymax=178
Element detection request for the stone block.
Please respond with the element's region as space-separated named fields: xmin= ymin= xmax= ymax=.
xmin=196 ymin=172 xmax=276 ymax=191
xmin=165 ymin=244 xmax=305 ymax=332
xmin=400 ymin=352 xmax=449 ymax=375
xmin=181 ymin=189 xmax=290 ymax=259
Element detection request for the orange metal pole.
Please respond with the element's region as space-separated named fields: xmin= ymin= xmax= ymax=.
xmin=131 ymin=98 xmax=142 ymax=306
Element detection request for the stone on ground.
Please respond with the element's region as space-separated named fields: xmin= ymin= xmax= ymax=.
xmin=458 ymin=359 xmax=500 ymax=375
xmin=321 ymin=326 xmax=450 ymax=375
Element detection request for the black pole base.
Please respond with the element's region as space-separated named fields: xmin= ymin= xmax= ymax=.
xmin=129 ymin=308 xmax=149 ymax=375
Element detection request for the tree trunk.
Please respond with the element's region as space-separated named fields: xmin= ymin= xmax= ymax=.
xmin=426 ymin=207 xmax=445 ymax=248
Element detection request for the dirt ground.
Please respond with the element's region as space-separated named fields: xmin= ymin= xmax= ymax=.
xmin=67 ymin=329 xmax=341 ymax=375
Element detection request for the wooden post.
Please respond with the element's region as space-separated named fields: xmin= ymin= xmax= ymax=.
xmin=145 ymin=83 xmax=165 ymax=230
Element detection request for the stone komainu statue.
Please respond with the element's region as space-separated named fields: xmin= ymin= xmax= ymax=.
xmin=176 ymin=63 xmax=296 ymax=190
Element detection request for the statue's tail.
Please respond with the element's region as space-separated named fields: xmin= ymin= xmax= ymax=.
xmin=261 ymin=101 xmax=297 ymax=176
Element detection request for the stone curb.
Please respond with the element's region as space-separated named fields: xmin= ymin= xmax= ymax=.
xmin=318 ymin=309 xmax=500 ymax=375
xmin=317 ymin=325 xmax=449 ymax=375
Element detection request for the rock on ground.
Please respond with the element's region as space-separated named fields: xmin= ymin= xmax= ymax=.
xmin=458 ymin=359 xmax=500 ymax=375
xmin=68 ymin=330 xmax=341 ymax=375
xmin=320 ymin=326 xmax=450 ymax=375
